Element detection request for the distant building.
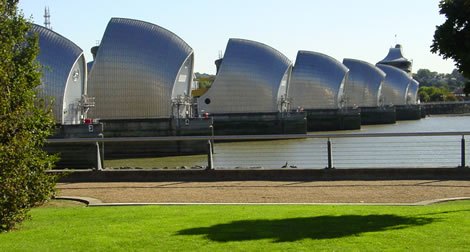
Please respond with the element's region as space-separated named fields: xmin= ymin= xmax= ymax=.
xmin=198 ymin=38 xmax=292 ymax=114
xmin=377 ymin=44 xmax=413 ymax=75
xmin=289 ymin=51 xmax=348 ymax=110
xmin=377 ymin=64 xmax=412 ymax=106
xmin=87 ymin=46 xmax=98 ymax=75
xmin=32 ymin=24 xmax=88 ymax=125
xmin=88 ymin=18 xmax=194 ymax=119
xmin=343 ymin=59 xmax=386 ymax=108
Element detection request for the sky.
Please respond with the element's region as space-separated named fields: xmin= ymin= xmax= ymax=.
xmin=18 ymin=0 xmax=456 ymax=75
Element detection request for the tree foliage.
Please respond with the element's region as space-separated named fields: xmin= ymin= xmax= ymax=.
xmin=0 ymin=0 xmax=58 ymax=232
xmin=194 ymin=72 xmax=215 ymax=89
xmin=198 ymin=80 xmax=213 ymax=89
xmin=413 ymin=68 xmax=468 ymax=93
xmin=464 ymin=82 xmax=470 ymax=95
xmin=431 ymin=0 xmax=470 ymax=96
xmin=418 ymin=86 xmax=456 ymax=102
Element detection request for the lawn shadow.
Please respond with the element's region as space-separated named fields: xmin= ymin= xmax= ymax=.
xmin=177 ymin=214 xmax=435 ymax=243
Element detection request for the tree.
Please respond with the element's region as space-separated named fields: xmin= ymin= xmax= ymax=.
xmin=413 ymin=68 xmax=468 ymax=94
xmin=445 ymin=93 xmax=458 ymax=101
xmin=431 ymin=0 xmax=470 ymax=96
xmin=418 ymin=88 xmax=431 ymax=102
xmin=415 ymin=69 xmax=434 ymax=81
xmin=0 ymin=0 xmax=58 ymax=231
xmin=418 ymin=86 xmax=458 ymax=102
xmin=198 ymin=80 xmax=213 ymax=89
xmin=464 ymin=83 xmax=470 ymax=96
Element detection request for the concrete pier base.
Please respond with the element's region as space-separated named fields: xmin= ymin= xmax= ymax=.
xmin=396 ymin=105 xmax=422 ymax=120
xmin=101 ymin=118 xmax=212 ymax=159
xmin=360 ymin=106 xmax=396 ymax=125
xmin=45 ymin=124 xmax=104 ymax=169
xmin=306 ymin=108 xmax=361 ymax=131
xmin=45 ymin=118 xmax=213 ymax=169
xmin=420 ymin=105 xmax=427 ymax=118
xmin=210 ymin=112 xmax=307 ymax=135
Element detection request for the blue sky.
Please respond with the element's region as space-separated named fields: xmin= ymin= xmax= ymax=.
xmin=19 ymin=0 xmax=455 ymax=74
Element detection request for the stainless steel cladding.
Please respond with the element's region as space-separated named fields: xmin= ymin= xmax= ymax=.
xmin=407 ymin=79 xmax=419 ymax=104
xmin=377 ymin=44 xmax=412 ymax=75
xmin=343 ymin=58 xmax=386 ymax=107
xmin=289 ymin=51 xmax=349 ymax=110
xmin=87 ymin=61 xmax=94 ymax=75
xmin=376 ymin=64 xmax=412 ymax=106
xmin=88 ymin=18 xmax=194 ymax=119
xmin=32 ymin=24 xmax=86 ymax=125
xmin=198 ymin=38 xmax=292 ymax=114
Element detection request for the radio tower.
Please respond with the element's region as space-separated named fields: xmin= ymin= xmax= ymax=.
xmin=44 ymin=6 xmax=51 ymax=29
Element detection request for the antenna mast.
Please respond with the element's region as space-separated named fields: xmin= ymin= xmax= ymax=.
xmin=44 ymin=6 xmax=51 ymax=29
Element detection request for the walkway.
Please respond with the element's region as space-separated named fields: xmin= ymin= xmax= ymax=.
xmin=57 ymin=180 xmax=470 ymax=204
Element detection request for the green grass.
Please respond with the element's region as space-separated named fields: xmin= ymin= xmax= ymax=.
xmin=1 ymin=200 xmax=470 ymax=251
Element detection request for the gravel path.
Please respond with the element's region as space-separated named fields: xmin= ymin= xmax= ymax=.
xmin=57 ymin=180 xmax=470 ymax=204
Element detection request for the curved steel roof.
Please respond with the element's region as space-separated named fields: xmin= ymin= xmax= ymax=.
xmin=343 ymin=58 xmax=386 ymax=107
xmin=376 ymin=64 xmax=411 ymax=106
xmin=87 ymin=61 xmax=94 ymax=75
xmin=407 ymin=79 xmax=419 ymax=105
xmin=289 ymin=51 xmax=348 ymax=110
xmin=32 ymin=24 xmax=86 ymax=124
xmin=377 ymin=44 xmax=412 ymax=74
xmin=88 ymin=18 xmax=194 ymax=119
xmin=198 ymin=38 xmax=292 ymax=114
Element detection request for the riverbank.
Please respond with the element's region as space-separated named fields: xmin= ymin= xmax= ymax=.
xmin=422 ymin=101 xmax=470 ymax=115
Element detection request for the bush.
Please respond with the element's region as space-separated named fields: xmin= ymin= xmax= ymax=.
xmin=418 ymin=86 xmax=457 ymax=102
xmin=0 ymin=0 xmax=58 ymax=232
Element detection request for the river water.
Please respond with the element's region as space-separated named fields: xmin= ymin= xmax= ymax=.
xmin=105 ymin=115 xmax=470 ymax=169
xmin=332 ymin=114 xmax=470 ymax=134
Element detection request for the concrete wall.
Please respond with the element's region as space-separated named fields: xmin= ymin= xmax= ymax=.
xmin=360 ymin=106 xmax=396 ymax=125
xmin=211 ymin=112 xmax=307 ymax=136
xmin=46 ymin=118 xmax=213 ymax=169
xmin=421 ymin=102 xmax=470 ymax=115
xmin=396 ymin=105 xmax=422 ymax=120
xmin=101 ymin=118 xmax=212 ymax=159
xmin=45 ymin=124 xmax=104 ymax=169
xmin=55 ymin=168 xmax=470 ymax=182
xmin=305 ymin=108 xmax=361 ymax=131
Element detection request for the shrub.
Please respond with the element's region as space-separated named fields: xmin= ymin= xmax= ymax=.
xmin=0 ymin=0 xmax=58 ymax=232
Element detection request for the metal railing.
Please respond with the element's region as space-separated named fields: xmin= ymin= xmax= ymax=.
xmin=421 ymin=101 xmax=470 ymax=105
xmin=46 ymin=131 xmax=470 ymax=170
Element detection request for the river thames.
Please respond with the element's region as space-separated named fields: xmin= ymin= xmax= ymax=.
xmin=105 ymin=114 xmax=470 ymax=169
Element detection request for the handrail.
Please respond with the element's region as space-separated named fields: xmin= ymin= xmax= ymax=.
xmin=421 ymin=101 xmax=470 ymax=105
xmin=46 ymin=131 xmax=470 ymax=144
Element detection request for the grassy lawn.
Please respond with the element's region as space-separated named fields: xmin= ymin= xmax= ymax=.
xmin=0 ymin=200 xmax=469 ymax=251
